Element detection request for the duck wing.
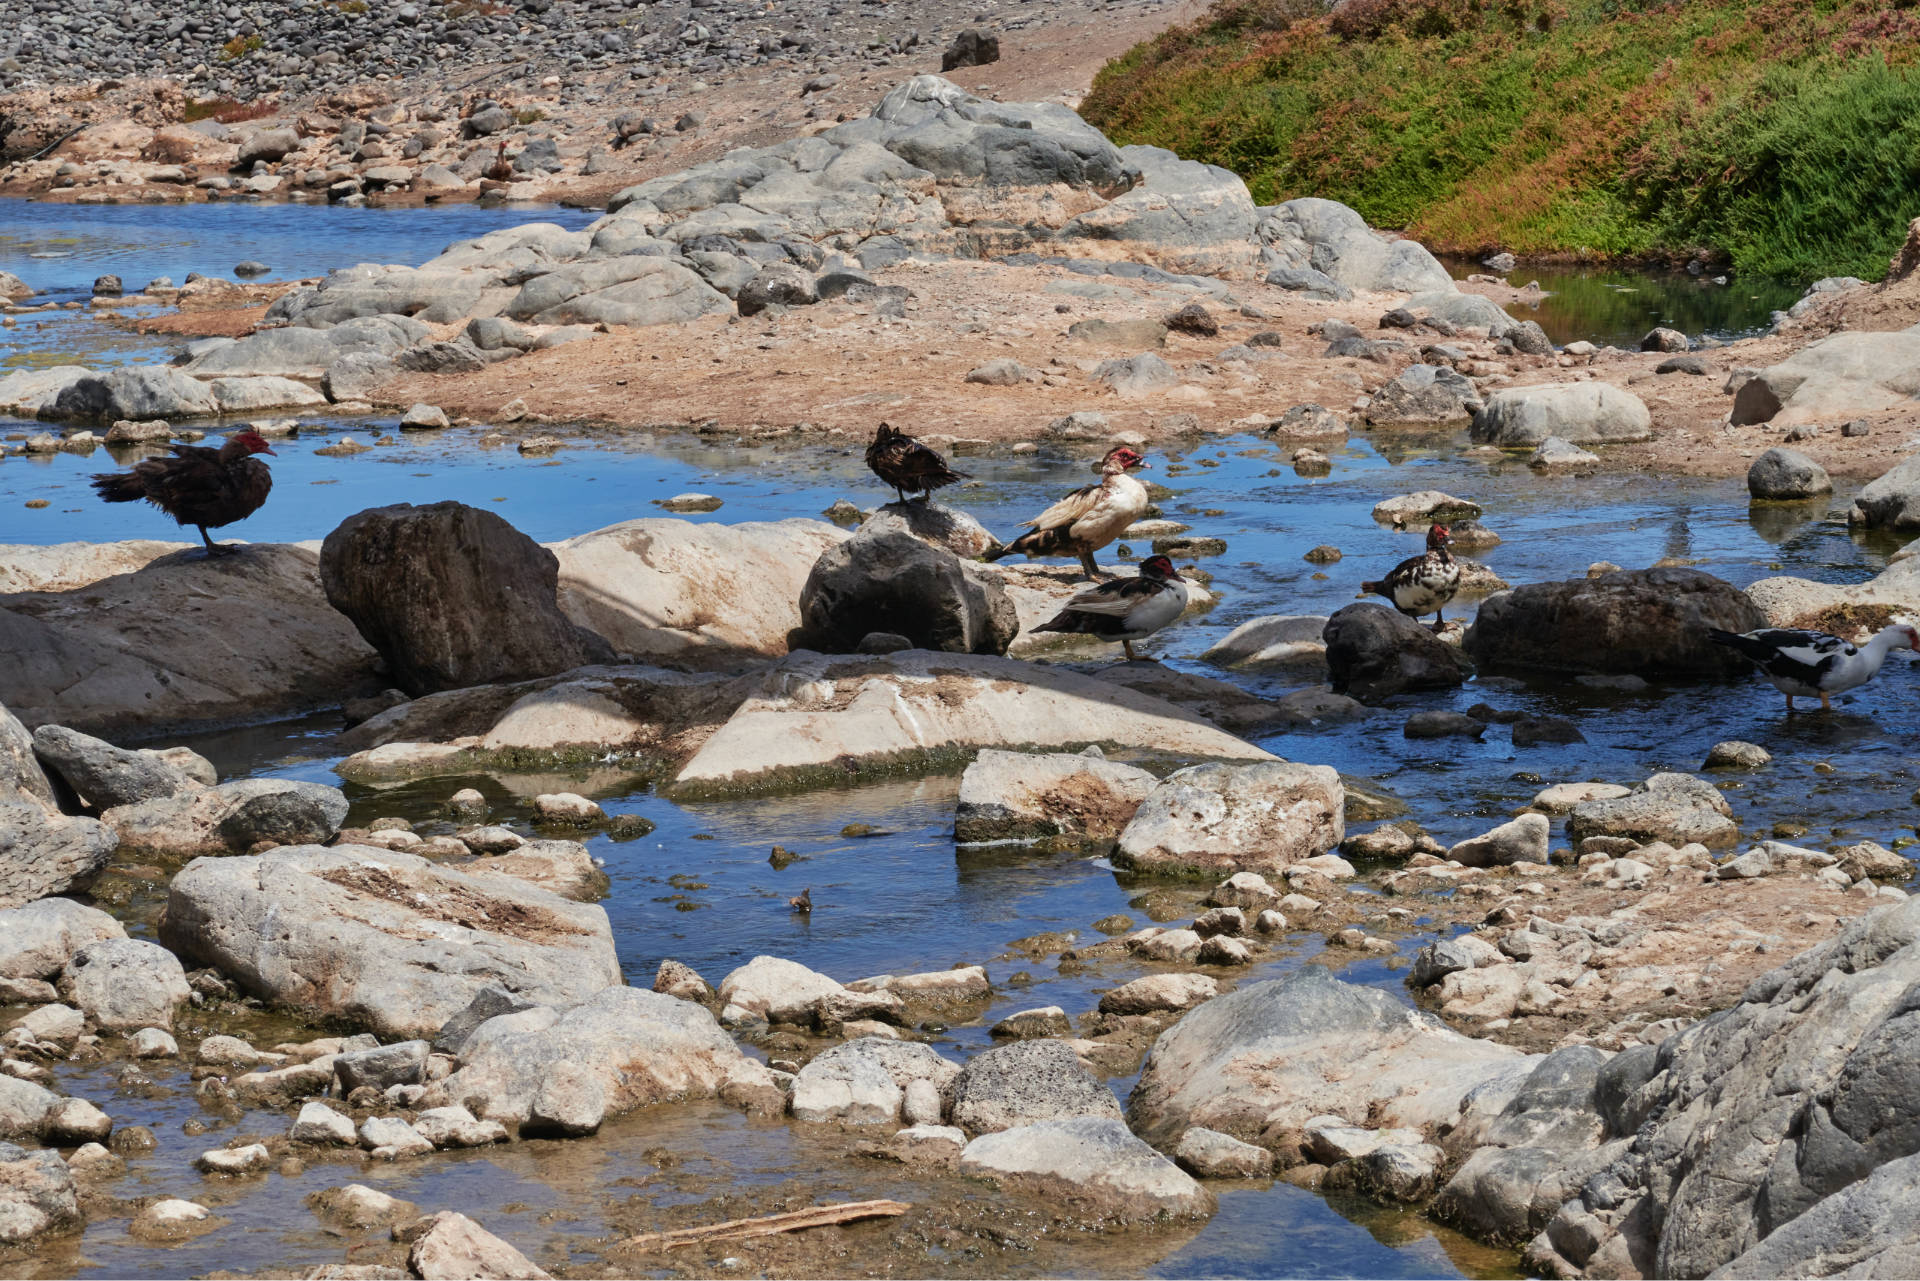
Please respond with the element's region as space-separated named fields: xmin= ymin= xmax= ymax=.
xmin=1025 ymin=481 xmax=1101 ymax=532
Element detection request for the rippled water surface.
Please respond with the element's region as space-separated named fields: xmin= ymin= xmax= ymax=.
xmin=3 ymin=200 xmax=1916 ymax=1280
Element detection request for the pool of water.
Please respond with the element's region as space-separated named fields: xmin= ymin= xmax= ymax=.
xmin=1442 ymin=257 xmax=1805 ymax=349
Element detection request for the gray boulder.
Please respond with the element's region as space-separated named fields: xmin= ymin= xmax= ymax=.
xmin=1113 ymin=762 xmax=1343 ymax=878
xmin=0 ymin=898 xmax=125 ymax=980
xmin=959 ymin=1118 xmax=1214 ymax=1220
xmin=790 ymin=1037 xmax=960 ymax=1125
xmin=160 ymin=844 xmax=622 ymax=1038
xmin=1471 ymin=383 xmax=1653 ymax=447
xmin=1096 ymin=351 xmax=1180 ymax=397
xmin=322 ymin=352 xmax=398 ymax=403
xmin=1323 ymin=602 xmax=1470 ymax=701
xmin=0 ymin=1141 xmax=81 ymax=1246
xmin=1747 ymin=447 xmax=1831 ymax=501
xmin=510 ymin=258 xmax=728 ymax=328
xmin=1258 ymin=198 xmax=1454 ymax=294
xmin=736 ymin=263 xmax=820 ymax=317
xmin=792 ymin=527 xmax=1017 ymax=656
xmin=0 ymin=703 xmax=55 ymax=809
xmin=1063 ymin=145 xmax=1257 ymax=274
xmin=1564 ymin=771 xmax=1738 ymax=848
xmin=1730 ymin=330 xmax=1920 ymax=428
xmin=1364 ymin=364 xmax=1483 ymax=428
xmin=0 ymin=805 xmax=117 ymax=911
xmin=46 ymin=367 xmax=219 ymax=424
xmin=1401 ymin=290 xmax=1521 ymax=338
xmin=1264 ymin=266 xmax=1352 ymax=302
xmin=236 ymin=128 xmax=299 ymax=165
xmin=440 ymin=985 xmax=779 ymax=1131
xmin=102 ymin=778 xmax=348 ymax=855
xmin=265 ymin=267 xmax=485 ymax=328
xmin=1448 ymin=813 xmax=1550 ymax=868
xmin=59 ymin=938 xmax=191 ymax=1030
xmin=30 ymin=725 xmax=196 ymax=809
xmin=334 ymin=1041 xmax=430 ymax=1094
xmin=951 ymin=1039 xmax=1124 ymax=1134
xmin=1848 ymin=455 xmax=1920 ymax=531
xmin=940 ymin=29 xmax=1000 ymax=71
xmin=320 ymin=502 xmax=614 ymax=696
xmin=1463 ymin=567 xmax=1763 ymax=676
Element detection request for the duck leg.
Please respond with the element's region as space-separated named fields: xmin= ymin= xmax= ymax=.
xmin=1784 ymin=694 xmax=1796 ymax=713
xmin=1123 ymin=640 xmax=1139 ymax=662
xmin=198 ymin=526 xmax=237 ymax=558
xmin=894 ymin=486 xmax=908 ymax=505
xmin=1820 ymin=691 xmax=1833 ymax=711
xmin=1078 ymin=548 xmax=1102 ymax=580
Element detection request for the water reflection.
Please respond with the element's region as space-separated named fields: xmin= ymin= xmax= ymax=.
xmin=1443 ymin=257 xmax=1804 ymax=348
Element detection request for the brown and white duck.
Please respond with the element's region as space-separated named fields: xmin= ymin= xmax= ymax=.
xmin=1035 ymin=554 xmax=1190 ymax=661
xmin=865 ymin=421 xmax=967 ymax=504
xmin=983 ymin=445 xmax=1150 ymax=580
xmin=1361 ymin=522 xmax=1459 ymax=628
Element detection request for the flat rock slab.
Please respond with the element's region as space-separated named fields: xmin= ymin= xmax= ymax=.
xmin=958 ymin=1117 xmax=1215 ymax=1221
xmin=159 ymin=844 xmax=621 ymax=1038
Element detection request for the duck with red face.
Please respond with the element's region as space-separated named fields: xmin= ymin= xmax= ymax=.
xmin=1711 ymin=622 xmax=1920 ymax=712
xmin=1035 ymin=554 xmax=1191 ymax=661
xmin=1361 ymin=522 xmax=1459 ymax=629
xmin=983 ymin=445 xmax=1152 ymax=581
xmin=91 ymin=428 xmax=276 ymax=558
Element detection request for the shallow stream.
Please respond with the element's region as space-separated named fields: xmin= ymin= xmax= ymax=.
xmin=2 ymin=200 xmax=1916 ymax=1280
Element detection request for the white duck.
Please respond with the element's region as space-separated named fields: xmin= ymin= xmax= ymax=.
xmin=1034 ymin=554 xmax=1190 ymax=660
xmin=1709 ymin=622 xmax=1919 ymax=711
xmin=983 ymin=445 xmax=1151 ymax=580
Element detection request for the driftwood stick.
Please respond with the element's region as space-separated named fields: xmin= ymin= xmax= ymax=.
xmin=619 ymin=1199 xmax=911 ymax=1251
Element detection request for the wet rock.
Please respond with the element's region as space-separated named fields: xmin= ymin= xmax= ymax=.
xmin=1113 ymin=762 xmax=1343 ymax=878
xmin=128 ymin=1028 xmax=178 ymax=1059
xmin=1471 ymin=384 xmax=1653 ymax=447
xmin=1206 ymin=871 xmax=1282 ymax=912
xmin=0 ymin=1142 xmax=80 ymax=1243
xmin=320 ymin=502 xmax=613 ymax=697
xmin=1448 ymin=814 xmax=1549 ymax=868
xmin=29 ymin=725 xmax=197 ymax=809
xmin=46 ymin=366 xmax=220 ymax=424
xmin=308 ymin=1183 xmax=419 ymax=1230
xmin=412 ymin=1106 xmax=508 ymax=1150
xmin=1510 ymin=715 xmax=1585 ymax=747
xmin=1127 ymin=967 xmax=1531 ymax=1147
xmin=1529 ymin=436 xmax=1600 ymax=472
xmin=1323 ymin=603 xmax=1470 ymax=702
xmin=951 ymin=1039 xmax=1124 ymax=1134
xmin=1705 ymin=740 xmax=1771 ymax=769
xmin=1464 ymin=567 xmax=1763 ymax=677
xmin=959 ymin=1117 xmax=1214 ymax=1220
xmin=991 ymin=1007 xmax=1073 ymax=1039
xmin=791 ymin=1037 xmax=959 ymax=1125
xmin=289 ymin=1101 xmax=358 ymax=1147
xmin=161 ymin=845 xmax=621 ymax=1038
xmin=58 ymin=939 xmax=190 ymax=1031
xmin=408 ymin=1211 xmax=551 ymax=1281
xmin=1100 ymin=973 xmax=1218 ymax=1016
xmin=40 ymin=1097 xmax=111 ymax=1146
xmin=953 ymin=748 xmax=1156 ymax=846
xmin=1565 ymin=772 xmax=1737 ymax=848
xmin=1175 ymin=1126 xmax=1274 ymax=1178
xmin=358 ymin=1115 xmax=433 ymax=1159
xmin=1372 ymin=491 xmax=1483 ymax=526
xmin=1530 ymin=782 xmax=1630 ymax=814
xmin=0 ymin=899 xmax=125 ymax=981
xmin=444 ymin=986 xmax=779 ymax=1130
xmin=1201 ymin=615 xmax=1328 ymax=670
xmin=1748 ymin=447 xmax=1831 ymax=501
xmin=890 ymin=1123 xmax=967 ymax=1165
xmin=102 ymin=778 xmax=348 ymax=855
xmin=1404 ymin=710 xmax=1486 ymax=740
xmin=129 ymin=1197 xmax=210 ymax=1239
xmin=1328 ymin=1142 xmax=1446 ymax=1203
xmin=195 ymin=1143 xmax=270 ymax=1175
xmin=793 ymin=528 xmax=1016 ymax=656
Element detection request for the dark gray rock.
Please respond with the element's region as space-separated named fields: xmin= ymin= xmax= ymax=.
xmin=1364 ymin=364 xmax=1483 ymax=428
xmin=30 ymin=725 xmax=193 ymax=809
xmin=1463 ymin=567 xmax=1764 ymax=677
xmin=1747 ymin=447 xmax=1832 ymax=501
xmin=793 ymin=528 xmax=1016 ymax=657
xmin=736 ymin=263 xmax=818 ymax=316
xmin=940 ymin=29 xmax=1000 ymax=71
xmin=951 ymin=1039 xmax=1123 ymax=1134
xmin=319 ymin=502 xmax=614 ymax=697
xmin=1323 ymin=603 xmax=1470 ymax=702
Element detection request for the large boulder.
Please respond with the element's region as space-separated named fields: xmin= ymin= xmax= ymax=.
xmin=504 ymin=257 xmax=729 ymax=327
xmin=1061 ymin=145 xmax=1258 ymax=276
xmin=1564 ymin=772 xmax=1738 ymax=848
xmin=44 ymin=367 xmax=219 ymax=424
xmin=1113 ymin=762 xmax=1343 ymax=878
xmin=1464 ymin=568 xmax=1763 ymax=677
xmin=791 ymin=528 xmax=1017 ymax=656
xmin=0 ymin=542 xmax=381 ymax=735
xmin=1509 ymin=898 xmax=1920 ymax=1279
xmin=1470 ymin=383 xmax=1653 ymax=447
xmin=958 ymin=1118 xmax=1214 ymax=1221
xmin=1127 ymin=968 xmax=1533 ymax=1149
xmin=1730 ymin=329 xmax=1920 ymax=427
xmin=180 ymin=315 xmax=426 ymax=379
xmin=1848 ymin=455 xmax=1920 ymax=531
xmin=789 ymin=1037 xmax=960 ymax=1125
xmin=0 ymin=805 xmax=116 ymax=911
xmin=29 ymin=725 xmax=197 ymax=809
xmin=0 ymin=367 xmax=92 ymax=417
xmin=550 ymin=518 xmax=848 ymax=669
xmin=1747 ymin=447 xmax=1831 ymax=501
xmin=950 ymin=1039 xmax=1124 ymax=1134
xmin=1322 ymin=602 xmax=1470 ymax=701
xmin=320 ymin=503 xmax=613 ymax=697
xmin=0 ymin=1141 xmax=81 ymax=1246
xmin=0 ymin=898 xmax=125 ymax=980
xmin=1258 ymin=198 xmax=1455 ymax=294
xmin=59 ymin=938 xmax=191 ymax=1030
xmin=437 ymin=986 xmax=779 ymax=1132
xmin=159 ymin=844 xmax=622 ymax=1037
xmin=953 ymin=748 xmax=1156 ymax=847
xmin=102 ymin=778 xmax=349 ymax=855
xmin=716 ymin=955 xmax=846 ymax=1024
